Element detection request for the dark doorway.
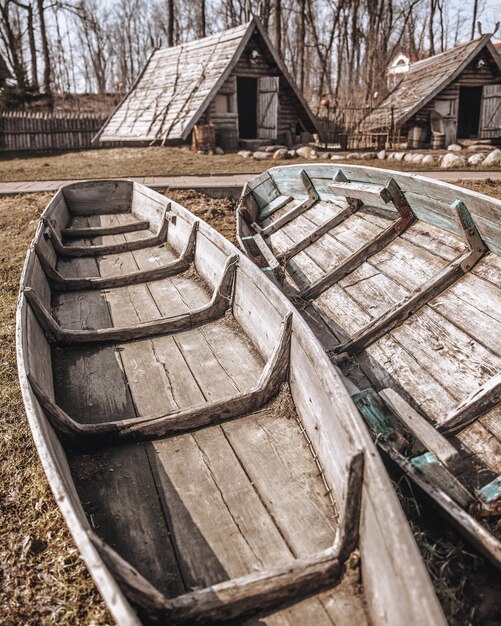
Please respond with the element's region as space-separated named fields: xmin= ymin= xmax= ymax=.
xmin=457 ymin=86 xmax=483 ymax=138
xmin=237 ymin=77 xmax=257 ymax=139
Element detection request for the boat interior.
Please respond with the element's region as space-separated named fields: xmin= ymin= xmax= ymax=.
xmin=238 ymin=164 xmax=501 ymax=568
xmin=18 ymin=180 xmax=444 ymax=624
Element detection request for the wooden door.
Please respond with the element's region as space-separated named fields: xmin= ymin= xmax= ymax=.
xmin=434 ymin=99 xmax=457 ymax=146
xmin=480 ymin=84 xmax=501 ymax=140
xmin=257 ymin=76 xmax=279 ymax=140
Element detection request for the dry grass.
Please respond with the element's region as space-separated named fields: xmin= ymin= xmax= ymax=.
xmin=167 ymin=188 xmax=238 ymax=243
xmin=0 ymin=193 xmax=111 ymax=625
xmin=1 ymin=180 xmax=500 ymax=624
xmin=1 ymin=146 xmax=500 ymax=182
xmin=396 ymin=476 xmax=501 ymax=626
xmin=452 ymin=177 xmax=501 ymax=200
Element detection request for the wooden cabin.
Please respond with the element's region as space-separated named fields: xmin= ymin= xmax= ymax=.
xmin=96 ymin=19 xmax=319 ymax=150
xmin=361 ymin=35 xmax=501 ymax=147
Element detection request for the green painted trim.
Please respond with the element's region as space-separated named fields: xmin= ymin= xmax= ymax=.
xmin=410 ymin=452 xmax=438 ymax=469
xmin=352 ymin=388 xmax=397 ymax=440
xmin=258 ymin=195 xmax=293 ymax=221
xmin=478 ymin=476 xmax=501 ymax=504
xmin=452 ymin=199 xmax=475 ymax=230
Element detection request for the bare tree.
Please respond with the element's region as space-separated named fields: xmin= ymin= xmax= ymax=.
xmin=273 ymin=0 xmax=281 ymax=55
xmin=471 ymin=0 xmax=478 ymax=38
xmin=0 ymin=0 xmax=28 ymax=87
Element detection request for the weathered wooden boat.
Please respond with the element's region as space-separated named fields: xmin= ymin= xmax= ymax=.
xmin=17 ymin=180 xmax=445 ymax=625
xmin=237 ymin=164 xmax=501 ymax=571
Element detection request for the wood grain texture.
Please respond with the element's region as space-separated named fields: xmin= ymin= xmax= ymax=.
xmin=25 ymin=255 xmax=237 ymax=345
xmin=379 ymin=388 xmax=462 ymax=471
xmin=28 ymin=314 xmax=291 ymax=445
xmin=18 ymin=179 xmax=446 ymax=626
xmin=37 ymin=221 xmax=198 ymax=291
xmin=43 ymin=206 xmax=169 ymax=257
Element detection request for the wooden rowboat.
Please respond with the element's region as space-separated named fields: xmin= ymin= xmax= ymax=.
xmin=237 ymin=164 xmax=501 ymax=571
xmin=17 ymin=180 xmax=445 ymax=625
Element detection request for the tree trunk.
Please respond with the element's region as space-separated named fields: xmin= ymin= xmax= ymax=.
xmin=167 ymin=0 xmax=174 ymax=46
xmin=37 ymin=0 xmax=53 ymax=108
xmin=298 ymin=0 xmax=306 ymax=91
xmin=260 ymin=0 xmax=271 ymax=28
xmin=26 ymin=2 xmax=38 ymax=89
xmin=273 ymin=0 xmax=281 ymax=56
xmin=428 ymin=0 xmax=435 ymax=55
xmin=200 ymin=0 xmax=206 ymax=38
xmin=471 ymin=0 xmax=478 ymax=39
xmin=0 ymin=2 xmax=28 ymax=89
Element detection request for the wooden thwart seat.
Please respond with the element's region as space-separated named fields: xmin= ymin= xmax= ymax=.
xmin=328 ymin=180 xmax=393 ymax=204
xmin=61 ymin=219 xmax=150 ymax=238
xmin=87 ymin=451 xmax=364 ymax=625
xmin=27 ymin=314 xmax=293 ymax=446
xmin=43 ymin=205 xmax=170 ymax=256
xmin=24 ymin=255 xmax=237 ymax=345
xmin=36 ymin=221 xmax=199 ymax=291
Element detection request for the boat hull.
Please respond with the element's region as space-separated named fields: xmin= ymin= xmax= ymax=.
xmin=17 ymin=179 xmax=445 ymax=625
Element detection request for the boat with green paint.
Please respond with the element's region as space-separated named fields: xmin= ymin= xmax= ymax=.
xmin=237 ymin=164 xmax=501 ymax=570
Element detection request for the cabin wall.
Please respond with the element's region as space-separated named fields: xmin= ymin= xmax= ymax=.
xmin=206 ymin=75 xmax=239 ymax=150
xmin=405 ymin=48 xmax=501 ymax=145
xmin=202 ymin=31 xmax=311 ymax=149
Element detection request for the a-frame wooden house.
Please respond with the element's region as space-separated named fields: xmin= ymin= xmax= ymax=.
xmin=97 ymin=19 xmax=320 ymax=150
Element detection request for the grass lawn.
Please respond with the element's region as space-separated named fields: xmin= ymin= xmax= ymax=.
xmin=1 ymin=146 xmax=501 ymax=182
xmin=1 ymin=182 xmax=500 ymax=625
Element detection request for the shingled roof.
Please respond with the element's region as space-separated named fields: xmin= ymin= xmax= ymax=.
xmin=361 ymin=35 xmax=501 ymax=131
xmin=97 ymin=19 xmax=318 ymax=143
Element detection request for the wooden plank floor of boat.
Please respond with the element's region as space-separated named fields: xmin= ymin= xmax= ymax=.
xmin=264 ymin=195 xmax=501 ymax=492
xmin=50 ymin=214 xmax=368 ymax=625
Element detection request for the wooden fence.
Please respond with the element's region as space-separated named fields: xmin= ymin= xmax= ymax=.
xmin=317 ymin=106 xmax=399 ymax=150
xmin=0 ymin=111 xmax=114 ymax=153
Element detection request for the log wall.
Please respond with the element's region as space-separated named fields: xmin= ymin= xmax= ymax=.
xmin=201 ymin=32 xmax=312 ymax=149
xmin=404 ymin=48 xmax=501 ymax=143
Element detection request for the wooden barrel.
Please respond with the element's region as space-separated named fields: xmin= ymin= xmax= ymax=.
xmin=217 ymin=128 xmax=238 ymax=151
xmin=432 ymin=133 xmax=446 ymax=150
xmin=408 ymin=125 xmax=428 ymax=149
xmin=192 ymin=124 xmax=216 ymax=152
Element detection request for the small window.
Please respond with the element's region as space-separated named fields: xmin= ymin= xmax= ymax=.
xmin=215 ymin=94 xmax=232 ymax=113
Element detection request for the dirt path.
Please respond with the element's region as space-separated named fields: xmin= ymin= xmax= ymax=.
xmin=1 ymin=169 xmax=501 ymax=196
